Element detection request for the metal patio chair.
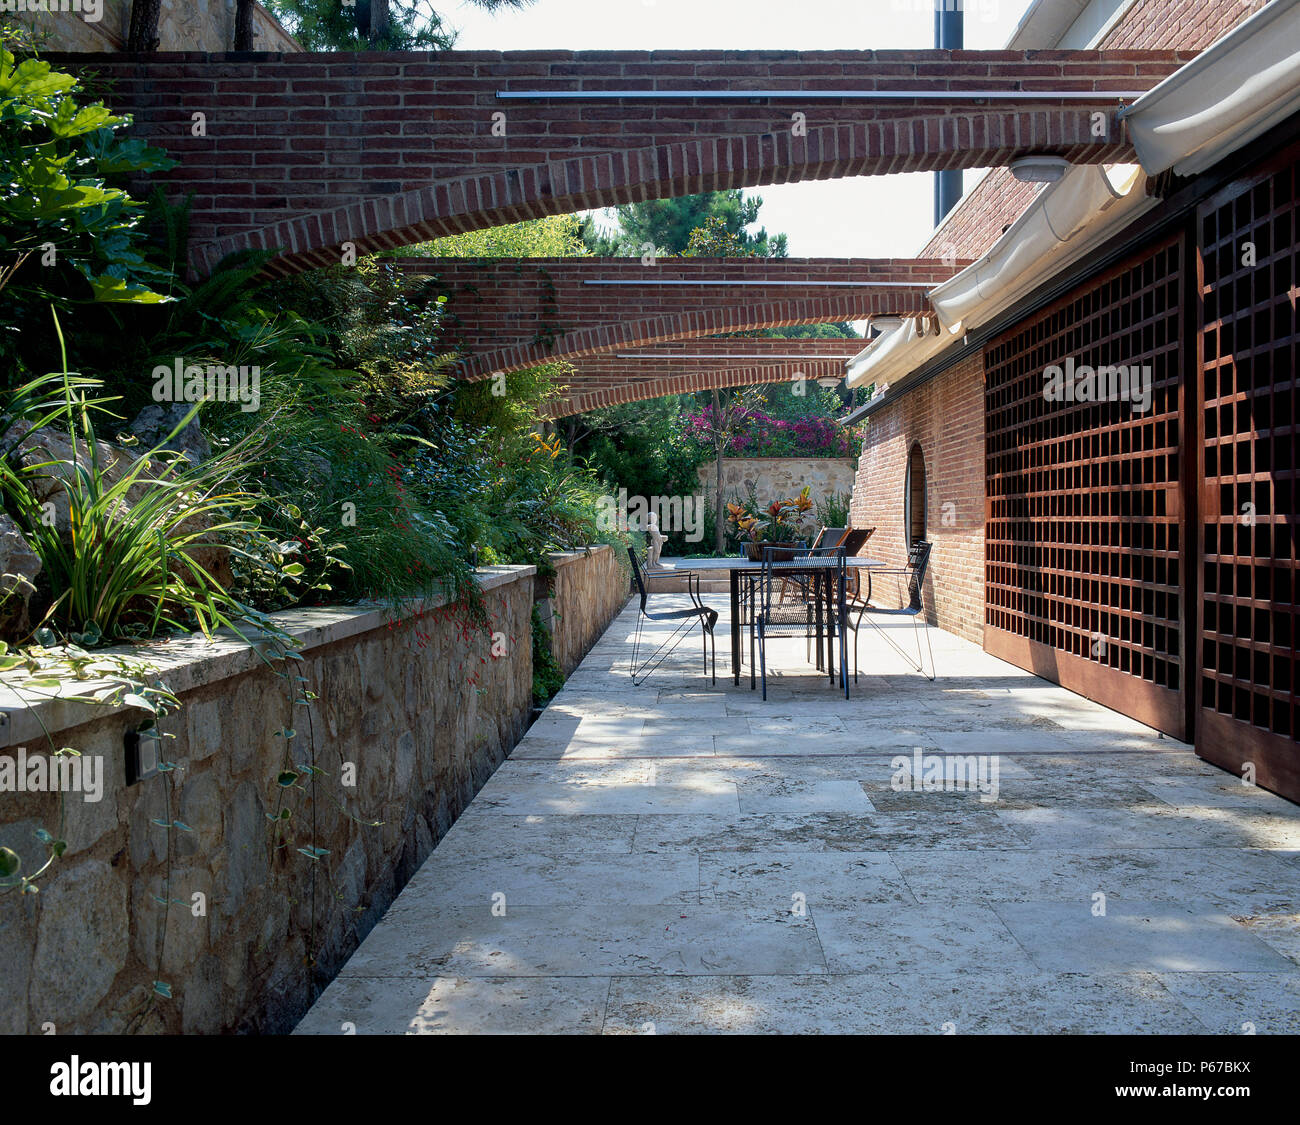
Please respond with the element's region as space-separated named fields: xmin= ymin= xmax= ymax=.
xmin=847 ymin=539 xmax=935 ymax=682
xmin=754 ymin=544 xmax=849 ymax=701
xmin=626 ymin=547 xmax=718 ymax=685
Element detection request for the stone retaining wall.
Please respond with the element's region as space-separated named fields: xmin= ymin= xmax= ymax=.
xmin=698 ymin=457 xmax=857 ymax=517
xmin=539 ymin=545 xmax=630 ymax=676
xmin=0 ymin=566 xmax=535 ymax=1034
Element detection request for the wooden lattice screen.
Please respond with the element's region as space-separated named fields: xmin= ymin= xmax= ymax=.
xmin=984 ymin=235 xmax=1187 ymax=737
xmin=1196 ymin=144 xmax=1300 ymax=800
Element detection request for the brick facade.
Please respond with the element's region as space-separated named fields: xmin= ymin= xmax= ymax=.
xmin=848 ymin=350 xmax=985 ymax=645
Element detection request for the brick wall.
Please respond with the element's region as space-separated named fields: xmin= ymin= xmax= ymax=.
xmin=848 ymin=350 xmax=985 ymax=644
xmin=1097 ymin=0 xmax=1270 ymax=50
xmin=53 ymin=50 xmax=1182 ymax=275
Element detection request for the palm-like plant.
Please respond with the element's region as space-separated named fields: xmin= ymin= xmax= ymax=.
xmin=0 ymin=317 xmax=290 ymax=643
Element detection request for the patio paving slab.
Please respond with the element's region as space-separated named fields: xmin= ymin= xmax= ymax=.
xmin=296 ymin=975 xmax=612 ymax=1035
xmin=436 ymin=812 xmax=639 ymax=856
xmin=700 ymin=851 xmax=914 ymax=907
xmin=628 ymin=810 xmax=1033 ymax=852
xmin=402 ymin=850 xmax=701 ymax=905
xmin=1153 ymin=972 xmax=1300 ymax=1035
xmin=297 ymin=597 xmax=1300 ymax=1034
xmin=891 ymin=847 xmax=1300 ymax=913
xmin=601 ymin=970 xmax=1206 ymax=1035
xmin=333 ymin=905 xmax=827 ymax=978
xmin=994 ymin=901 xmax=1297 ymax=973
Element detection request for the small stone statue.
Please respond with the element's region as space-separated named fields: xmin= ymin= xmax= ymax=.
xmin=645 ymin=510 xmax=666 ymax=569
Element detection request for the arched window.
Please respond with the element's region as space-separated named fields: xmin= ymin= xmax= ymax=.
xmin=905 ymin=442 xmax=927 ymax=545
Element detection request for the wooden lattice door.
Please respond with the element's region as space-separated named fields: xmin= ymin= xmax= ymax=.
xmin=1196 ymin=144 xmax=1300 ymax=801
xmin=984 ymin=235 xmax=1188 ymax=738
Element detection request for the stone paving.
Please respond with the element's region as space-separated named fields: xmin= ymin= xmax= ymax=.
xmin=297 ymin=597 xmax=1300 ymax=1034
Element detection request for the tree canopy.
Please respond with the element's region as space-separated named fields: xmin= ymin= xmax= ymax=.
xmin=263 ymin=0 xmax=533 ymax=51
xmin=584 ymin=191 xmax=788 ymax=258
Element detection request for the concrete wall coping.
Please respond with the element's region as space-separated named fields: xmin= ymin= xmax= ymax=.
xmin=0 ymin=565 xmax=536 ymax=750
xmin=548 ymin=544 xmax=614 ymax=569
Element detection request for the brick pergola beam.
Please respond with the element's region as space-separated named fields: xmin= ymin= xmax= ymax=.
xmin=544 ymin=338 xmax=865 ymax=418
xmin=56 ymin=48 xmax=1194 ymax=275
xmin=397 ymin=256 xmax=966 ymax=378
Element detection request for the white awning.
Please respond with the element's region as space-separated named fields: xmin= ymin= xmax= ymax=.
xmin=1122 ymin=0 xmax=1300 ymax=177
xmin=929 ymin=162 xmax=1147 ymax=335
xmin=845 ymin=161 xmax=1149 ymax=393
xmin=844 ymin=315 xmax=957 ymax=390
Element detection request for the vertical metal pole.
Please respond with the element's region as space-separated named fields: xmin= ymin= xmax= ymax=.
xmin=934 ymin=0 xmax=965 ymax=226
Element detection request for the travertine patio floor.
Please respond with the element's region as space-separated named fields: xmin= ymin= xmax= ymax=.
xmin=297 ymin=597 xmax=1300 ymax=1034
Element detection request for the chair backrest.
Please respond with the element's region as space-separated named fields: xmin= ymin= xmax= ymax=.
xmin=759 ymin=544 xmax=846 ymax=619
xmin=905 ymin=540 xmax=933 ymax=612
xmin=626 ymin=546 xmax=649 ymax=611
xmin=840 ymin=527 xmax=874 ymax=556
xmin=815 ymin=526 xmax=847 ymax=551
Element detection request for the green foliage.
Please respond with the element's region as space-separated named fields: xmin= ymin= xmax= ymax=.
xmin=683 ymin=215 xmax=753 ymax=258
xmin=530 ymin=602 xmax=564 ymax=705
xmin=0 ymin=342 xmax=280 ymax=642
xmin=403 ymin=214 xmax=591 ymax=259
xmin=0 ymin=48 xmax=175 ymax=372
xmin=264 ymin=0 xmax=534 ymax=50
xmin=568 ymin=396 xmax=709 ymax=555
xmin=816 ymin=490 xmax=852 ymax=528
xmin=586 ymin=190 xmax=788 ymax=258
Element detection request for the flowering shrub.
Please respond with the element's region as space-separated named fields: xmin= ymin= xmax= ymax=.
xmin=684 ymin=407 xmax=860 ymax=458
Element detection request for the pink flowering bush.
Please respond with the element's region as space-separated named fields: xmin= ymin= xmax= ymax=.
xmin=684 ymin=407 xmax=859 ymax=458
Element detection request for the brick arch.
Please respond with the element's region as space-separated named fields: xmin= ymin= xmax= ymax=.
xmin=61 ymin=49 xmax=1191 ymax=277
xmin=397 ymin=257 xmax=964 ymax=378
xmin=544 ymin=339 xmax=864 ymax=418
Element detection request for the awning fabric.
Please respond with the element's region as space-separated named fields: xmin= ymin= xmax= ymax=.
xmin=844 ymin=315 xmax=955 ymax=389
xmin=1122 ymin=0 xmax=1300 ymax=177
xmin=929 ymin=163 xmax=1145 ymax=335
xmin=846 ymin=163 xmax=1148 ymax=390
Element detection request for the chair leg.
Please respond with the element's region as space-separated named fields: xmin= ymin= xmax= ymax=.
xmin=749 ymin=608 xmax=756 ymax=691
xmin=917 ymin=616 xmax=936 ymax=681
xmin=630 ymin=611 xmax=644 ymax=681
xmin=759 ymin=627 xmax=767 ymax=701
xmin=853 ymin=625 xmax=859 ymax=684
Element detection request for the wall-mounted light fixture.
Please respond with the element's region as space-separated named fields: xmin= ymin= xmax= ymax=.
xmin=1010 ymin=156 xmax=1071 ymax=183
xmin=124 ymin=724 xmax=163 ymax=785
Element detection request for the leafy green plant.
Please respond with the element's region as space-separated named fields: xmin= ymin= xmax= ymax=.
xmin=816 ymin=490 xmax=852 ymax=529
xmin=0 ymin=318 xmax=284 ymax=642
xmin=531 ymin=603 xmax=564 ymax=705
xmin=725 ymin=486 xmax=816 ymax=544
xmin=0 ymin=47 xmax=175 ymax=372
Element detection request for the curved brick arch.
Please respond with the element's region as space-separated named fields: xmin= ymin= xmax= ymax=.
xmin=545 ymin=339 xmax=864 ymax=418
xmin=397 ymin=256 xmax=965 ymax=378
xmin=61 ymin=49 xmax=1191 ymax=276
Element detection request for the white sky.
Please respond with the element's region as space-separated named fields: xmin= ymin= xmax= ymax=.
xmin=443 ymin=0 xmax=1036 ymax=256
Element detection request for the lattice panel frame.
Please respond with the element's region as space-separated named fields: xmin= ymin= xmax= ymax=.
xmin=984 ymin=235 xmax=1186 ymax=736
xmin=1197 ymin=144 xmax=1300 ymax=796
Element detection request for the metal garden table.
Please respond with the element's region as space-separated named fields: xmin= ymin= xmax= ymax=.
xmin=668 ymin=556 xmax=887 ymax=687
